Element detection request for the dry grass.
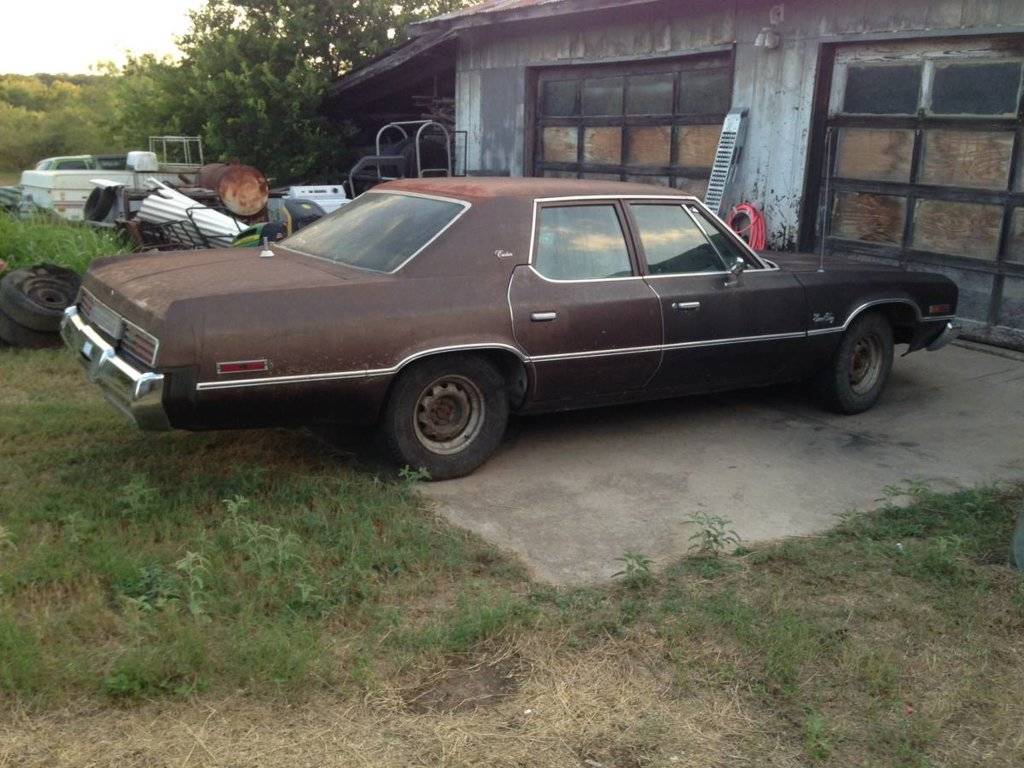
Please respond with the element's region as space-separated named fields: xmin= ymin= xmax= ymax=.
xmin=0 ymin=170 xmax=19 ymax=187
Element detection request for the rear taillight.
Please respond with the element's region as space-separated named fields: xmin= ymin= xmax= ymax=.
xmin=928 ymin=304 xmax=953 ymax=316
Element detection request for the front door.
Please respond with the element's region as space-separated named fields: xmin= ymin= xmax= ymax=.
xmin=509 ymin=201 xmax=662 ymax=403
xmin=626 ymin=200 xmax=807 ymax=393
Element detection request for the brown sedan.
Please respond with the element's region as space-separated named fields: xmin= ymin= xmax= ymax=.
xmin=62 ymin=178 xmax=958 ymax=479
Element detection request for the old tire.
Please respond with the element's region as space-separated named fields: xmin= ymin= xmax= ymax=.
xmin=0 ymin=306 xmax=61 ymax=349
xmin=382 ymin=355 xmax=509 ymax=480
xmin=83 ymin=185 xmax=117 ymax=222
xmin=814 ymin=312 xmax=894 ymax=414
xmin=0 ymin=265 xmax=80 ymax=333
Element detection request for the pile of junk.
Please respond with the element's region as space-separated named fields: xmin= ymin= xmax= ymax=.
xmin=86 ymin=160 xmax=342 ymax=250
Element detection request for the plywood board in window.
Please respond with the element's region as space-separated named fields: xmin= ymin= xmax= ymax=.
xmin=835 ymin=128 xmax=913 ymax=183
xmin=912 ymin=200 xmax=1002 ymax=260
xmin=626 ymin=174 xmax=671 ymax=187
xmin=920 ymin=130 xmax=1013 ymax=190
xmin=676 ymin=125 xmax=720 ymax=169
xmin=542 ymin=127 xmax=578 ymax=163
xmin=583 ymin=127 xmax=622 ymax=164
xmin=831 ymin=192 xmax=906 ymax=244
xmin=626 ymin=126 xmax=672 ymax=166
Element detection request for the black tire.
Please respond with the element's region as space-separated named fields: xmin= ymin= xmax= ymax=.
xmin=0 ymin=265 xmax=80 ymax=333
xmin=0 ymin=306 xmax=61 ymax=349
xmin=813 ymin=312 xmax=894 ymax=414
xmin=382 ymin=355 xmax=509 ymax=480
xmin=83 ymin=185 xmax=117 ymax=222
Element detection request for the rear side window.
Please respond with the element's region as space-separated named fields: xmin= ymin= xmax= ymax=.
xmin=534 ymin=205 xmax=632 ymax=280
xmin=630 ymin=204 xmax=724 ymax=274
xmin=281 ymin=192 xmax=465 ymax=272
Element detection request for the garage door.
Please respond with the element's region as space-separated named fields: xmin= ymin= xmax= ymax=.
xmin=816 ymin=38 xmax=1024 ymax=349
xmin=531 ymin=53 xmax=733 ymax=195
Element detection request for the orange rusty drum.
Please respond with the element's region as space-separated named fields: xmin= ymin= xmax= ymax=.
xmin=196 ymin=163 xmax=269 ymax=216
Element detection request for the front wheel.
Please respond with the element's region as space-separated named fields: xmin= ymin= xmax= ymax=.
xmin=813 ymin=312 xmax=894 ymax=414
xmin=382 ymin=355 xmax=509 ymax=480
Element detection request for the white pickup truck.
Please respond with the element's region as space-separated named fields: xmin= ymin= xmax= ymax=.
xmin=20 ymin=150 xmax=200 ymax=221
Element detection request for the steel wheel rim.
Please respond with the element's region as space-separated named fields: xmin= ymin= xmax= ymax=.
xmin=849 ymin=332 xmax=883 ymax=395
xmin=413 ymin=375 xmax=485 ymax=455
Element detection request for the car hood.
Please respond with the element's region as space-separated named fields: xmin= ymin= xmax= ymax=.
xmin=765 ymin=251 xmax=902 ymax=273
xmin=84 ymin=246 xmax=367 ymax=321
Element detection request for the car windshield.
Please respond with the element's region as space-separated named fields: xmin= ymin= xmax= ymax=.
xmin=279 ymin=192 xmax=466 ymax=272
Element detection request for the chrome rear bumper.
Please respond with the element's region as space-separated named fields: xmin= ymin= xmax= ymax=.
xmin=926 ymin=320 xmax=959 ymax=352
xmin=60 ymin=306 xmax=171 ymax=431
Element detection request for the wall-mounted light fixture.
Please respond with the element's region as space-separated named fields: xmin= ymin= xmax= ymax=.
xmin=754 ymin=4 xmax=784 ymax=50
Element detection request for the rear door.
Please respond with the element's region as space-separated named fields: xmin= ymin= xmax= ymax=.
xmin=509 ymin=201 xmax=663 ymax=403
xmin=627 ymin=200 xmax=807 ymax=393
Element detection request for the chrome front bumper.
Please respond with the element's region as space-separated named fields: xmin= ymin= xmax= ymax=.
xmin=926 ymin=320 xmax=959 ymax=352
xmin=60 ymin=306 xmax=171 ymax=431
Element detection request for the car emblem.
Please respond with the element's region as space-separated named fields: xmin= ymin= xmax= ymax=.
xmin=812 ymin=312 xmax=835 ymax=324
xmin=494 ymin=249 xmax=513 ymax=260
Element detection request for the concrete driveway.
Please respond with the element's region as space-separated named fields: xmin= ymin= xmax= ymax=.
xmin=425 ymin=344 xmax=1024 ymax=584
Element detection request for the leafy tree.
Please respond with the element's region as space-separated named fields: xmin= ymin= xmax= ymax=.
xmin=110 ymin=0 xmax=468 ymax=182
xmin=0 ymin=74 xmax=117 ymax=172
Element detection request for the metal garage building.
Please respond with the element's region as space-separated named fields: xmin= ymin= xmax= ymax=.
xmin=326 ymin=0 xmax=1024 ymax=350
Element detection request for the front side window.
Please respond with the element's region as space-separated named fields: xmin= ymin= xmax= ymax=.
xmin=280 ymin=192 xmax=465 ymax=272
xmin=630 ymin=204 xmax=725 ymax=274
xmin=686 ymin=205 xmax=758 ymax=268
xmin=534 ymin=205 xmax=632 ymax=280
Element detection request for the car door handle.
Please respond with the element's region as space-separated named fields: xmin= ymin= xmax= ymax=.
xmin=531 ymin=311 xmax=558 ymax=322
xmin=671 ymin=301 xmax=701 ymax=312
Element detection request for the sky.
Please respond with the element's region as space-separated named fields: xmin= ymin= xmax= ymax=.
xmin=1 ymin=0 xmax=207 ymax=75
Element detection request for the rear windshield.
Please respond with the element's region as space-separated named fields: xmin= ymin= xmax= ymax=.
xmin=280 ymin=192 xmax=465 ymax=272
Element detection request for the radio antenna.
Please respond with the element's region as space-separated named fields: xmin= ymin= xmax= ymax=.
xmin=819 ymin=127 xmax=834 ymax=273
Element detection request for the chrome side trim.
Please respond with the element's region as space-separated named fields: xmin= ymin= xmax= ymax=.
xmin=275 ymin=190 xmax=471 ymax=275
xmin=529 ymin=330 xmax=806 ymax=363
xmin=805 ymin=298 xmax=955 ymax=337
xmin=196 ymin=342 xmax=529 ymax=391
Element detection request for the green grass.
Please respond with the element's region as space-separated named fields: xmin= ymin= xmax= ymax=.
xmin=0 ymin=348 xmax=529 ymax=704
xmin=0 ymin=213 xmax=127 ymax=275
xmin=2 ymin=347 xmax=1023 ymax=767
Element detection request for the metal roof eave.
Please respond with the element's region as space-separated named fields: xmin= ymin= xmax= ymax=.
xmin=409 ymin=0 xmax=665 ymax=37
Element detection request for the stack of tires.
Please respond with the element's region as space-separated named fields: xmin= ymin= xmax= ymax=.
xmin=0 ymin=265 xmax=80 ymax=348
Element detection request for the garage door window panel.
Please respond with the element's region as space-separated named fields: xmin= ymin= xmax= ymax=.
xmin=631 ymin=204 xmax=725 ymax=275
xmin=542 ymin=80 xmax=578 ymax=116
xmin=582 ymin=77 xmax=624 ymax=116
xmin=543 ymin=127 xmax=579 ymax=163
xmin=832 ymin=192 xmax=907 ymax=245
xmin=626 ymin=74 xmax=674 ymax=115
xmin=842 ymin=64 xmax=922 ymax=115
xmin=583 ymin=127 xmax=622 ymax=165
xmin=835 ymin=128 xmax=914 ymax=183
xmin=535 ymin=205 xmax=633 ymax=281
xmin=930 ymin=62 xmax=1023 ymax=116
xmin=919 ymin=130 xmax=1014 ymax=189
xmin=912 ymin=200 xmax=1003 ymax=260
xmin=627 ymin=126 xmax=672 ymax=167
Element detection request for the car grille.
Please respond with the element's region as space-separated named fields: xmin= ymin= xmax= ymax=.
xmin=79 ymin=289 xmax=160 ymax=368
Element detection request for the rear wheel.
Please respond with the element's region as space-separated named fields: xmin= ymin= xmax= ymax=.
xmin=382 ymin=355 xmax=509 ymax=480
xmin=814 ymin=312 xmax=894 ymax=414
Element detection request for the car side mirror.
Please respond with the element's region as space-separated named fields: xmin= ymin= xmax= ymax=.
xmin=726 ymin=257 xmax=746 ymax=284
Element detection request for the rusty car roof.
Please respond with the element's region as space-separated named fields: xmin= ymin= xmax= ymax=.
xmin=375 ymin=177 xmax=694 ymax=204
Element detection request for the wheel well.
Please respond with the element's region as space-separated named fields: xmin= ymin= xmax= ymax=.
xmin=854 ymin=302 xmax=917 ymax=346
xmin=391 ymin=348 xmax=530 ymax=409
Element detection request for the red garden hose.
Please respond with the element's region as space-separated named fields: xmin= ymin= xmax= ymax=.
xmin=726 ymin=203 xmax=767 ymax=252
